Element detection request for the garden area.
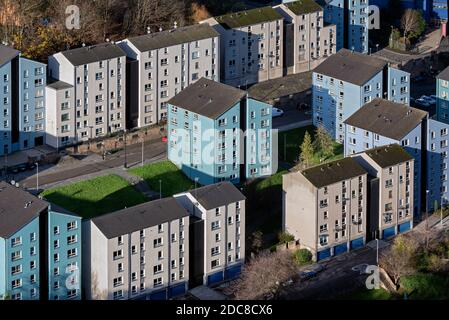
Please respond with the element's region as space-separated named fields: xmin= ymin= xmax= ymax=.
xmin=40 ymin=175 xmax=148 ymax=219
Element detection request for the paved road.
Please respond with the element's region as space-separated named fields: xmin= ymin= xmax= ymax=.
xmin=272 ymin=106 xmax=312 ymax=130
xmin=21 ymin=140 xmax=167 ymax=189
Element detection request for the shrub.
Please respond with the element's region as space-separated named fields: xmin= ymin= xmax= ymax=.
xmin=294 ymin=249 xmax=312 ymax=266
xmin=278 ymin=231 xmax=295 ymax=244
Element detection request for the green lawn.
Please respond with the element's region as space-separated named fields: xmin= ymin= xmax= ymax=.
xmin=128 ymin=161 xmax=195 ymax=197
xmin=400 ymin=273 xmax=449 ymax=299
xmin=340 ymin=288 xmax=394 ymax=300
xmin=41 ymin=175 xmax=148 ymax=219
xmin=278 ymin=126 xmax=343 ymax=165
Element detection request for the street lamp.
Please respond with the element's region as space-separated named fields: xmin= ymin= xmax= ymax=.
xmin=159 ymin=179 xmax=162 ymax=199
xmin=123 ymin=129 xmax=128 ymax=168
xmin=35 ymin=162 xmax=39 ymax=192
xmin=141 ymin=137 xmax=144 ymax=167
xmin=441 ymin=196 xmax=446 ymax=229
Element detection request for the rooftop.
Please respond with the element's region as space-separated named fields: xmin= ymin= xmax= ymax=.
xmin=301 ymin=157 xmax=367 ymax=188
xmin=437 ymin=65 xmax=449 ymax=82
xmin=364 ymin=144 xmax=413 ymax=168
xmin=60 ymin=42 xmax=126 ymax=66
xmin=188 ymin=182 xmax=246 ymax=210
xmin=215 ymin=6 xmax=283 ymax=29
xmin=313 ymin=48 xmax=387 ymax=86
xmin=0 ymin=182 xmax=48 ymax=239
xmin=46 ymin=80 xmax=73 ymax=90
xmin=285 ymin=0 xmax=323 ymax=15
xmin=127 ymin=24 xmax=219 ymax=52
xmin=168 ymin=78 xmax=246 ymax=119
xmin=91 ymin=197 xmax=189 ymax=239
xmin=344 ymin=98 xmax=428 ymax=140
xmin=248 ymin=71 xmax=312 ymax=102
xmin=0 ymin=44 xmax=20 ymax=67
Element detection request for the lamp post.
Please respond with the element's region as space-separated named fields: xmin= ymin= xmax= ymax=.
xmin=159 ymin=179 xmax=162 ymax=199
xmin=141 ymin=137 xmax=144 ymax=167
xmin=124 ymin=129 xmax=128 ymax=168
xmin=35 ymin=162 xmax=39 ymax=192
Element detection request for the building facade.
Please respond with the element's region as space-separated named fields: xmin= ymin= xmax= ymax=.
xmin=174 ymin=182 xmax=246 ymax=286
xmin=167 ymin=78 xmax=273 ymax=185
xmin=344 ymin=99 xmax=427 ymax=216
xmin=312 ymin=48 xmax=410 ymax=143
xmin=46 ymin=43 xmax=126 ymax=149
xmin=0 ymin=45 xmax=47 ymax=156
xmin=203 ymin=6 xmax=284 ymax=88
xmin=0 ymin=182 xmax=48 ymax=300
xmin=118 ymin=24 xmax=220 ymax=128
xmin=436 ymin=66 xmax=449 ymax=123
xmin=283 ymin=157 xmax=368 ymax=261
xmin=83 ymin=198 xmax=190 ymax=300
xmin=275 ymin=0 xmax=336 ymax=75
xmin=351 ymin=144 xmax=414 ymax=239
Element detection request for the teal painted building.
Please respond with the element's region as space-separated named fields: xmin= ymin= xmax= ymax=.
xmin=436 ymin=66 xmax=449 ymax=123
xmin=167 ymin=78 xmax=273 ymax=185
xmin=0 ymin=182 xmax=48 ymax=300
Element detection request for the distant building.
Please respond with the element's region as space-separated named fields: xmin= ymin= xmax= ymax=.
xmin=47 ymin=43 xmax=127 ymax=149
xmin=83 ymin=198 xmax=190 ymax=300
xmin=351 ymin=144 xmax=414 ymax=239
xmin=174 ymin=182 xmax=246 ymax=286
xmin=0 ymin=45 xmax=46 ymax=156
xmin=118 ymin=24 xmax=220 ymax=128
xmin=203 ymin=6 xmax=284 ymax=87
xmin=167 ymin=78 xmax=273 ymax=185
xmin=436 ymin=66 xmax=449 ymax=123
xmin=344 ymin=98 xmax=428 ymax=216
xmin=312 ymin=48 xmax=410 ymax=143
xmin=274 ymin=0 xmax=336 ymax=74
xmin=283 ymin=157 xmax=368 ymax=261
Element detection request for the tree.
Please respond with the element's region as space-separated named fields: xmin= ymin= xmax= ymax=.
xmin=401 ymin=9 xmax=426 ymax=40
xmin=234 ymin=251 xmax=297 ymax=300
xmin=313 ymin=126 xmax=334 ymax=160
xmin=250 ymin=230 xmax=263 ymax=254
xmin=294 ymin=249 xmax=312 ymax=266
xmin=278 ymin=231 xmax=295 ymax=244
xmin=380 ymin=235 xmax=418 ymax=285
xmin=300 ymin=131 xmax=314 ymax=166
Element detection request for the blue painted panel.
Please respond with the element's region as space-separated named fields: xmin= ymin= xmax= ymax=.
xmin=225 ymin=264 xmax=242 ymax=280
xmin=149 ymin=290 xmax=167 ymax=300
xmin=207 ymin=270 xmax=224 ymax=286
xmin=398 ymin=221 xmax=412 ymax=233
xmin=169 ymin=283 xmax=186 ymax=298
xmin=333 ymin=242 xmax=348 ymax=256
xmin=382 ymin=226 xmax=396 ymax=239
xmin=350 ymin=237 xmax=364 ymax=250
xmin=317 ymin=248 xmax=331 ymax=261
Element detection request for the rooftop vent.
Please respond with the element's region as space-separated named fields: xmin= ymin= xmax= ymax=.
xmin=24 ymin=201 xmax=33 ymax=209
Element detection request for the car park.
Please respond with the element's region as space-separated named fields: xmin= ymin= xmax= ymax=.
xmin=299 ymin=271 xmax=318 ymax=281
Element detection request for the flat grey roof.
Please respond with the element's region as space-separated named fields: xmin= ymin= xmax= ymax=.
xmin=190 ymin=181 xmax=246 ymax=210
xmin=344 ymin=99 xmax=428 ymax=140
xmin=92 ymin=197 xmax=189 ymax=239
xmin=61 ymin=43 xmax=125 ymax=66
xmin=46 ymin=80 xmax=73 ymax=90
xmin=301 ymin=157 xmax=367 ymax=188
xmin=215 ymin=6 xmax=283 ymax=29
xmin=248 ymin=71 xmax=312 ymax=102
xmin=0 ymin=182 xmax=48 ymax=238
xmin=127 ymin=24 xmax=219 ymax=52
xmin=168 ymin=78 xmax=246 ymax=119
xmin=0 ymin=45 xmax=20 ymax=67
xmin=365 ymin=144 xmax=413 ymax=168
xmin=313 ymin=48 xmax=387 ymax=86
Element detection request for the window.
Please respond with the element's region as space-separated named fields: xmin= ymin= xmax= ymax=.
xmin=67 ymin=221 xmax=77 ymax=231
xmin=153 ymin=238 xmax=163 ymax=247
xmin=211 ymin=246 xmax=220 ymax=256
xmin=113 ymin=290 xmax=123 ymax=300
xmin=215 ymin=208 xmax=221 ymax=216
xmin=153 ymin=264 xmax=163 ymax=274
xmin=113 ymin=250 xmax=123 ymax=260
xmin=211 ymin=221 xmax=220 ymax=230
xmin=113 ymin=277 xmax=123 ymax=287
xmin=154 ymin=277 xmax=163 ymax=287
xmin=67 ymin=235 xmax=77 ymax=245
xmin=11 ymin=237 xmax=22 ymax=247
xmin=67 ymin=248 xmax=77 ymax=258
xmin=211 ymin=259 xmax=220 ymax=269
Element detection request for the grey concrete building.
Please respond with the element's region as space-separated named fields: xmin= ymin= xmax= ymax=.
xmin=351 ymin=144 xmax=414 ymax=240
xmin=118 ymin=24 xmax=220 ymax=128
xmin=83 ymin=198 xmax=190 ymax=300
xmin=283 ymin=157 xmax=368 ymax=261
xmin=203 ymin=6 xmax=284 ymax=88
xmin=275 ymin=0 xmax=336 ymax=75
xmin=174 ymin=182 xmax=246 ymax=286
xmin=46 ymin=43 xmax=126 ymax=148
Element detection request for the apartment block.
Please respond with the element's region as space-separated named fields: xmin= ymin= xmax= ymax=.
xmin=83 ymin=198 xmax=190 ymax=300
xmin=351 ymin=144 xmax=414 ymax=239
xmin=0 ymin=45 xmax=46 ymax=156
xmin=283 ymin=158 xmax=368 ymax=261
xmin=174 ymin=182 xmax=246 ymax=286
xmin=203 ymin=6 xmax=284 ymax=87
xmin=344 ymin=98 xmax=428 ymax=216
xmin=312 ymin=48 xmax=410 ymax=143
xmin=0 ymin=182 xmax=47 ymax=300
xmin=436 ymin=66 xmax=449 ymax=123
xmin=167 ymin=78 xmax=272 ymax=185
xmin=46 ymin=43 xmax=126 ymax=149
xmin=275 ymin=0 xmax=336 ymax=75
xmin=118 ymin=24 xmax=220 ymax=128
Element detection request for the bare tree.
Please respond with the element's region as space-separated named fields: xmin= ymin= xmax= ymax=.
xmin=234 ymin=251 xmax=297 ymax=300
xmin=400 ymin=9 xmax=425 ymax=39
xmin=380 ymin=235 xmax=418 ymax=285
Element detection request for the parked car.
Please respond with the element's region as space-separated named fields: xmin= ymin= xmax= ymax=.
xmin=299 ymin=271 xmax=318 ymax=281
xmin=272 ymin=107 xmax=284 ymax=118
xmin=351 ymin=263 xmax=370 ymax=275
xmin=27 ymin=163 xmax=36 ymax=170
xmin=17 ymin=164 xmax=27 ymax=172
xmin=416 ymin=98 xmax=430 ymax=107
xmin=421 ymin=95 xmax=436 ymax=105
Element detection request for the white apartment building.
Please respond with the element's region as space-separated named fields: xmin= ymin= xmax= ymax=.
xmin=118 ymin=24 xmax=220 ymax=128
xmin=46 ymin=43 xmax=126 ymax=148
xmin=203 ymin=6 xmax=284 ymax=88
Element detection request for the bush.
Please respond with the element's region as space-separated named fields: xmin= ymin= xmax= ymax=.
xmin=294 ymin=249 xmax=312 ymax=266
xmin=278 ymin=232 xmax=295 ymax=244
